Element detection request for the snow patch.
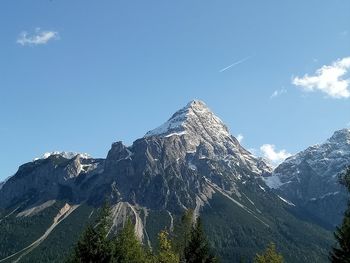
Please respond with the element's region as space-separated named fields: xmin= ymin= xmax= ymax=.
xmin=277 ymin=195 xmax=295 ymax=206
xmin=189 ymin=162 xmax=197 ymax=171
xmin=258 ymin=185 xmax=266 ymax=192
xmin=262 ymin=175 xmax=283 ymax=189
xmin=165 ymin=131 xmax=187 ymax=137
xmin=34 ymin=151 xmax=91 ymax=161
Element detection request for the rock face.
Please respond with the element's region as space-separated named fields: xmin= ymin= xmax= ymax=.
xmin=103 ymin=100 xmax=272 ymax=212
xmin=264 ymin=128 xmax=350 ymax=227
xmin=0 ymin=153 xmax=104 ymax=209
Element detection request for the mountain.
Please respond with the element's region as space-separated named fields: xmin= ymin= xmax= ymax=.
xmin=103 ymin=100 xmax=272 ymax=213
xmin=264 ymin=128 xmax=350 ymax=228
xmin=0 ymin=100 xmax=335 ymax=263
xmin=0 ymin=152 xmax=104 ymax=209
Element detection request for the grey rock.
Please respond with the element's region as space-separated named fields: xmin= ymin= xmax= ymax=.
xmin=0 ymin=153 xmax=104 ymax=208
xmin=265 ymin=128 xmax=350 ymax=227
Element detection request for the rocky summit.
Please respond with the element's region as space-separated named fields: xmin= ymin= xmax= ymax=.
xmin=103 ymin=100 xmax=273 ymax=213
xmin=0 ymin=100 xmax=346 ymax=263
xmin=264 ymin=128 xmax=350 ymax=228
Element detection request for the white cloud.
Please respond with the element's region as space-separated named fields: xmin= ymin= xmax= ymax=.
xmin=270 ymin=88 xmax=287 ymax=99
xmin=260 ymin=144 xmax=292 ymax=166
xmin=292 ymin=56 xmax=350 ymax=99
xmin=236 ymin=134 xmax=244 ymax=143
xmin=17 ymin=28 xmax=59 ymax=46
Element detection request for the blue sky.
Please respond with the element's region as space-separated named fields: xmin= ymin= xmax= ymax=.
xmin=1 ymin=0 xmax=349 ymax=180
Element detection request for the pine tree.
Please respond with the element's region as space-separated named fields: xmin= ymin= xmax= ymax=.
xmin=157 ymin=230 xmax=179 ymax=263
xmin=254 ymin=243 xmax=283 ymax=263
xmin=113 ymin=219 xmax=149 ymax=263
xmin=67 ymin=204 xmax=113 ymax=263
xmin=183 ymin=217 xmax=217 ymax=263
xmin=330 ymin=167 xmax=350 ymax=262
xmin=173 ymin=209 xmax=194 ymax=260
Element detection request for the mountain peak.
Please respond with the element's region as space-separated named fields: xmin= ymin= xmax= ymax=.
xmin=186 ymin=99 xmax=207 ymax=109
xmin=144 ymin=100 xmax=229 ymax=138
xmin=329 ymin=128 xmax=350 ymax=144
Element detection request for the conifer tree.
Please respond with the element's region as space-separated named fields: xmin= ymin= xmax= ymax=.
xmin=173 ymin=209 xmax=194 ymax=260
xmin=254 ymin=243 xmax=283 ymax=263
xmin=183 ymin=217 xmax=217 ymax=263
xmin=330 ymin=167 xmax=350 ymax=262
xmin=157 ymin=230 xmax=179 ymax=263
xmin=67 ymin=203 xmax=113 ymax=263
xmin=113 ymin=219 xmax=149 ymax=263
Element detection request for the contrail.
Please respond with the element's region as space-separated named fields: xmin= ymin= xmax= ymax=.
xmin=219 ymin=56 xmax=252 ymax=73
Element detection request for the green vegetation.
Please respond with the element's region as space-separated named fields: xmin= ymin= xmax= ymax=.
xmin=68 ymin=204 xmax=113 ymax=263
xmin=0 ymin=201 xmax=69 ymax=261
xmin=254 ymin=243 xmax=283 ymax=263
xmin=330 ymin=167 xmax=350 ymax=262
xmin=156 ymin=230 xmax=179 ymax=263
xmin=112 ymin=219 xmax=151 ymax=263
xmin=184 ymin=218 xmax=217 ymax=263
xmin=67 ymin=206 xmax=217 ymax=263
xmin=172 ymin=209 xmax=193 ymax=260
xmin=0 ymin=195 xmax=335 ymax=263
xmin=11 ymin=204 xmax=95 ymax=263
xmin=143 ymin=209 xmax=172 ymax=247
xmin=201 ymin=190 xmax=333 ymax=262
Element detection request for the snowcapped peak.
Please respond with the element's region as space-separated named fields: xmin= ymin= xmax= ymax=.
xmin=186 ymin=99 xmax=207 ymax=109
xmin=34 ymin=151 xmax=91 ymax=161
xmin=270 ymin=126 xmax=350 ymax=189
xmin=144 ymin=100 xmax=230 ymax=138
xmin=143 ymin=100 xmax=270 ymax=177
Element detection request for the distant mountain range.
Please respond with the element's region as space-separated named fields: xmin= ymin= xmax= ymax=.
xmin=265 ymin=128 xmax=350 ymax=228
xmin=0 ymin=100 xmax=349 ymax=263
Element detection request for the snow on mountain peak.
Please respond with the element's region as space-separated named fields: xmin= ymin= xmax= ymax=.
xmin=267 ymin=127 xmax=350 ymax=191
xmin=34 ymin=151 xmax=91 ymax=161
xmin=143 ymin=100 xmax=272 ymax=176
xmin=144 ymin=100 xmax=230 ymax=138
xmin=186 ymin=99 xmax=208 ymax=110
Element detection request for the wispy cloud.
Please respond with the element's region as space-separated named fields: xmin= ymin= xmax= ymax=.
xmin=292 ymin=56 xmax=350 ymax=99
xmin=260 ymin=144 xmax=292 ymax=166
xmin=219 ymin=56 xmax=252 ymax=73
xmin=270 ymin=88 xmax=287 ymax=99
xmin=236 ymin=134 xmax=244 ymax=143
xmin=17 ymin=28 xmax=59 ymax=46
